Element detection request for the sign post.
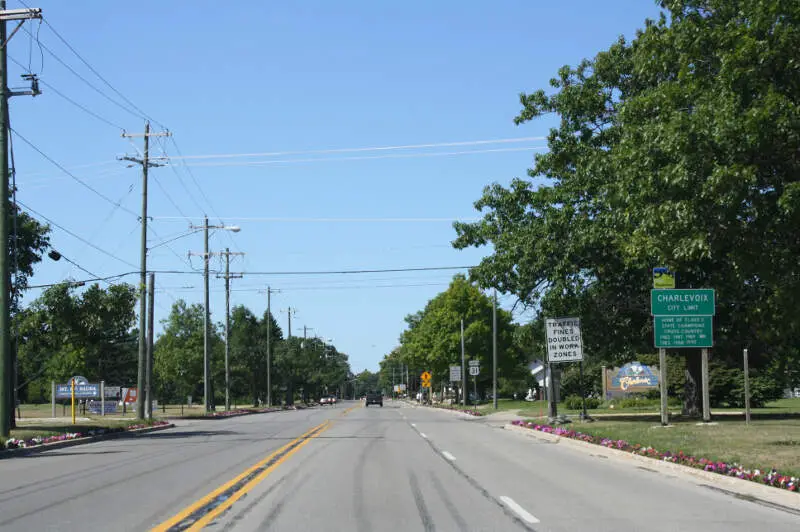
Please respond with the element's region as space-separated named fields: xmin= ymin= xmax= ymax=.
xmin=651 ymin=287 xmax=715 ymax=425
xmin=743 ymin=348 xmax=751 ymax=425
xmin=545 ymin=317 xmax=584 ymax=420
xmin=71 ymin=378 xmax=76 ymax=425
xmin=658 ymin=348 xmax=668 ymax=426
xmin=468 ymin=360 xmax=480 ymax=406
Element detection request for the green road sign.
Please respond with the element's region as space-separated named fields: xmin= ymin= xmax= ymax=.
xmin=653 ymin=267 xmax=675 ymax=289
xmin=650 ymin=289 xmax=715 ymax=316
xmin=654 ymin=316 xmax=713 ymax=348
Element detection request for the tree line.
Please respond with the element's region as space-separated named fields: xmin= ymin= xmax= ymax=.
xmin=448 ymin=0 xmax=800 ymax=411
xmin=15 ymin=282 xmax=353 ymax=407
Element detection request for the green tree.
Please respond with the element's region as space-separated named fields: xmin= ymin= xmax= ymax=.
xmin=154 ymin=300 xmax=223 ymax=404
xmin=454 ymin=0 xmax=799 ymax=415
xmin=15 ymin=282 xmax=137 ymax=401
xmin=389 ymin=275 xmax=523 ymax=399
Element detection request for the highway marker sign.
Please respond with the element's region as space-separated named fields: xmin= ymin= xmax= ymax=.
xmin=469 ymin=366 xmax=480 ymax=376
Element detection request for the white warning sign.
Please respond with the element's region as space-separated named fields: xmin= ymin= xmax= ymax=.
xmin=545 ymin=317 xmax=583 ymax=363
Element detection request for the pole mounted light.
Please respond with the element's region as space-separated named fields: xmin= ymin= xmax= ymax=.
xmin=188 ymin=218 xmax=242 ymax=413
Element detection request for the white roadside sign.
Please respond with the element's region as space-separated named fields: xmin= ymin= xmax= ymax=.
xmin=545 ymin=317 xmax=583 ymax=363
xmin=449 ymin=366 xmax=462 ymax=382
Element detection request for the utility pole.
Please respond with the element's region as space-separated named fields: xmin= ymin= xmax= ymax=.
xmin=188 ymin=219 xmax=241 ymax=413
xmin=146 ymin=273 xmax=155 ymax=419
xmin=121 ymin=122 xmax=170 ymax=420
xmin=461 ymin=319 xmax=466 ymax=406
xmin=282 ymin=307 xmax=296 ymax=338
xmin=493 ymin=289 xmax=498 ymax=410
xmin=216 ymin=247 xmax=244 ymax=411
xmin=265 ymin=286 xmax=279 ymax=407
xmin=0 ymin=3 xmax=42 ymax=438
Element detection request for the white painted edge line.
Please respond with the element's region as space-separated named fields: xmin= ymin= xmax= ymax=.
xmin=420 ymin=432 xmax=428 ymax=439
xmin=442 ymin=451 xmax=456 ymax=461
xmin=499 ymin=496 xmax=540 ymax=524
xmin=411 ymin=423 xmax=416 ymax=427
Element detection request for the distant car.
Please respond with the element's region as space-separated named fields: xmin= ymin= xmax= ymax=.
xmin=320 ymin=396 xmax=337 ymax=406
xmin=365 ymin=391 xmax=383 ymax=407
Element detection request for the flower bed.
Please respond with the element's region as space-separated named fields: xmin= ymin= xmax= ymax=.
xmin=428 ymin=404 xmax=485 ymax=417
xmin=3 ymin=421 xmax=170 ymax=450
xmin=199 ymin=406 xmax=284 ymax=418
xmin=510 ymin=420 xmax=798 ymax=493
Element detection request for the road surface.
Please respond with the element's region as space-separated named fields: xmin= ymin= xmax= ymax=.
xmin=0 ymin=401 xmax=797 ymax=531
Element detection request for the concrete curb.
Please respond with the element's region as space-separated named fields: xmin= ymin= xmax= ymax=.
xmin=504 ymin=423 xmax=800 ymax=512
xmin=0 ymin=423 xmax=176 ymax=459
xmin=403 ymin=401 xmax=485 ymax=420
xmin=164 ymin=405 xmax=318 ymax=421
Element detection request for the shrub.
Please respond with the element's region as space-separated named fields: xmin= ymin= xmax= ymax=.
xmin=564 ymin=395 xmax=601 ymax=410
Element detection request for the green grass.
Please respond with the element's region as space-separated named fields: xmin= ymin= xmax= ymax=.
xmin=4 ymin=418 xmax=148 ymax=445
xmin=550 ymin=417 xmax=800 ymax=478
xmin=485 ymin=397 xmax=800 ymax=419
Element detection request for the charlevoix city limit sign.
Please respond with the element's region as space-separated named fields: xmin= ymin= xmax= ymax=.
xmin=651 ymin=289 xmax=715 ymax=348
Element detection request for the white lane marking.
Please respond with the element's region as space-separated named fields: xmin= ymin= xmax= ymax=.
xmin=420 ymin=432 xmax=428 ymax=439
xmin=442 ymin=451 xmax=456 ymax=461
xmin=411 ymin=423 xmax=416 ymax=427
xmin=499 ymin=496 xmax=540 ymax=524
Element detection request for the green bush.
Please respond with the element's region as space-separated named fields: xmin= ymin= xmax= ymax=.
xmin=563 ymin=395 xmax=601 ymax=410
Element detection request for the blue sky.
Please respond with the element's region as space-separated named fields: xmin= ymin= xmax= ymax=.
xmin=12 ymin=1 xmax=663 ymax=373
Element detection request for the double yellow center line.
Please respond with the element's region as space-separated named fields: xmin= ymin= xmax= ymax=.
xmin=152 ymin=420 xmax=331 ymax=531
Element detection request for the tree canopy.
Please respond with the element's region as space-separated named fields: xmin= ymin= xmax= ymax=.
xmin=453 ymin=0 xmax=800 ymax=411
xmin=16 ymin=282 xmax=138 ymax=401
xmin=380 ymin=275 xmax=526 ymax=397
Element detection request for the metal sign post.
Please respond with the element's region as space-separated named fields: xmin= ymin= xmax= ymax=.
xmin=544 ymin=317 xmax=584 ymax=420
xmin=651 ymin=287 xmax=715 ymax=424
xmin=743 ymin=348 xmax=751 ymax=425
xmin=469 ymin=360 xmax=480 ymax=406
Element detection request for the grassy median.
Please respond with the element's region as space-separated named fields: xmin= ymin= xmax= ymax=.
xmin=555 ymin=417 xmax=800 ymax=478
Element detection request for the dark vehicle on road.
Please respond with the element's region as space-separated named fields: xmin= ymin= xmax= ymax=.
xmin=365 ymin=390 xmax=383 ymax=407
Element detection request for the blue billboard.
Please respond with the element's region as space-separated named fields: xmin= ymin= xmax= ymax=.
xmin=55 ymin=383 xmax=100 ymax=399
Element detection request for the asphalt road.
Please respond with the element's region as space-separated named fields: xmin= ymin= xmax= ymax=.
xmin=1 ymin=401 xmax=798 ymax=531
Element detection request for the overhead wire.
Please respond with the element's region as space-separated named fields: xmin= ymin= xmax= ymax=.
xmin=178 ymin=146 xmax=544 ymax=169
xmin=154 ymin=137 xmax=205 ymax=215
xmin=9 ymin=53 xmax=125 ymax=130
xmin=11 ymin=128 xmax=139 ymax=217
xmin=157 ymin=136 xmax=548 ymax=161
xmin=168 ymin=136 xmax=246 ymax=259
xmin=32 ymin=9 xmax=163 ymax=127
xmin=18 ymin=23 xmax=146 ymax=122
xmin=15 ymin=200 xmax=139 ymax=269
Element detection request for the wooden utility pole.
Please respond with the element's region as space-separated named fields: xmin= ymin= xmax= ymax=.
xmin=146 ymin=273 xmax=155 ymax=419
xmin=0 ymin=3 xmax=42 ymax=438
xmin=216 ymin=248 xmax=243 ymax=411
xmin=120 ymin=123 xmax=170 ymax=420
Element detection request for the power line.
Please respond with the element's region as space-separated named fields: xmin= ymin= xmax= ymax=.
xmin=18 ymin=23 xmax=145 ymax=122
xmin=7 ymin=54 xmax=126 ymax=130
xmin=26 ymin=272 xmax=136 ymax=290
xmin=14 ymin=200 xmax=138 ymax=269
xmin=34 ymin=10 xmax=163 ymax=127
xmin=11 ymin=128 xmax=139 ymax=217
xmin=168 ymin=136 xmax=244 ymax=257
xmin=160 ymin=282 xmax=452 ymax=293
xmin=150 ymin=216 xmax=479 ymax=223
xmin=151 ymin=173 xmax=190 ymax=220
xmin=154 ymin=137 xmax=206 ymax=215
xmin=157 ymin=136 xmax=547 ymax=161
xmin=149 ymin=265 xmax=473 ymax=276
xmin=178 ymin=146 xmax=544 ymax=169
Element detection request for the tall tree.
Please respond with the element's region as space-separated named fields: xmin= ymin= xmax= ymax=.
xmin=154 ymin=300 xmax=223 ymax=404
xmin=454 ymin=0 xmax=800 ymax=414
xmin=390 ymin=275 xmax=523 ymax=397
xmin=15 ymin=282 xmax=137 ymax=401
